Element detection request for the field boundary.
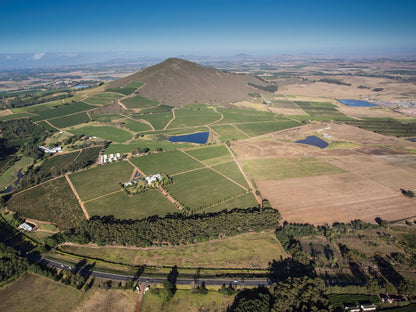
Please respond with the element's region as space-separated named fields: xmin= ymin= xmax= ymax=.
xmin=180 ymin=149 xmax=248 ymax=192
xmin=65 ymin=174 xmax=90 ymax=220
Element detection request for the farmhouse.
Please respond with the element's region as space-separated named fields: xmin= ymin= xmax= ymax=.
xmin=19 ymin=222 xmax=34 ymax=231
xmin=145 ymin=173 xmax=162 ymax=185
xmin=39 ymin=145 xmax=62 ymax=154
xmin=360 ymin=304 xmax=376 ymax=311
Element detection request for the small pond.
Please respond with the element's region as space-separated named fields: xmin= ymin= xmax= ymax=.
xmin=296 ymin=136 xmax=328 ymax=149
xmin=72 ymin=85 xmax=90 ymax=89
xmin=168 ymin=131 xmax=209 ymax=144
xmin=338 ymin=99 xmax=377 ymax=107
xmin=2 ymin=172 xmax=24 ymax=194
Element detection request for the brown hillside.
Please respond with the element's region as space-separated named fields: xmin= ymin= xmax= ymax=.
xmin=106 ymin=58 xmax=272 ymax=106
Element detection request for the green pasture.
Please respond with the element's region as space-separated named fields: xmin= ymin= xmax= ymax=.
xmin=130 ymin=150 xmax=203 ymax=175
xmin=85 ymin=189 xmax=177 ymax=219
xmin=68 ymin=125 xmax=132 ymax=143
xmin=242 ymin=157 xmax=345 ymax=181
xmin=69 ymin=161 xmax=134 ymax=201
xmin=6 ymin=177 xmax=85 ymax=228
xmin=121 ymin=94 xmax=158 ymax=109
xmin=166 ymin=168 xmax=246 ymax=210
xmin=0 ymin=157 xmax=33 ymax=190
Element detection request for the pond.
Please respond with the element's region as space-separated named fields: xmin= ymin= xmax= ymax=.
xmin=2 ymin=171 xmax=23 ymax=194
xmin=72 ymin=85 xmax=90 ymax=89
xmin=296 ymin=136 xmax=328 ymax=149
xmin=168 ymin=131 xmax=209 ymax=144
xmin=338 ymin=99 xmax=377 ymax=107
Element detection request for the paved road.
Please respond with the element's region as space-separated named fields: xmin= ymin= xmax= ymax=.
xmin=38 ymin=254 xmax=271 ymax=287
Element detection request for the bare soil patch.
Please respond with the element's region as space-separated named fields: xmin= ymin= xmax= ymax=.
xmin=0 ymin=109 xmax=12 ymax=117
xmin=323 ymin=155 xmax=416 ymax=191
xmin=232 ymin=123 xmax=416 ymax=225
xmin=258 ymin=173 xmax=415 ymax=225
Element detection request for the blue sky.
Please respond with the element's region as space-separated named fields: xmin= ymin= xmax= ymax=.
xmin=1 ymin=0 xmax=415 ymax=56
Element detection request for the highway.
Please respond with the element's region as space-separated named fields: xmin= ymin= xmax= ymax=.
xmin=38 ymin=255 xmax=271 ymax=287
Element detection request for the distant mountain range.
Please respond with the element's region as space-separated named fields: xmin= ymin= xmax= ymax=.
xmin=0 ymin=52 xmax=163 ymax=70
xmin=107 ymin=58 xmax=271 ymax=106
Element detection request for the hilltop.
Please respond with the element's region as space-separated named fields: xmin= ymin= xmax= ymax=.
xmin=106 ymin=58 xmax=272 ymax=106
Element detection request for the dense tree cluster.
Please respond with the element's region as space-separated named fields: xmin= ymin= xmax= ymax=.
xmin=319 ymin=78 xmax=351 ymax=86
xmin=64 ymin=208 xmax=281 ymax=247
xmin=248 ymin=82 xmax=278 ymax=92
xmin=0 ymin=118 xmax=47 ymax=141
xmin=227 ymin=277 xmax=330 ymax=312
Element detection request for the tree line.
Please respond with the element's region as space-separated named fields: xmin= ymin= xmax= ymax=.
xmin=59 ymin=208 xmax=281 ymax=247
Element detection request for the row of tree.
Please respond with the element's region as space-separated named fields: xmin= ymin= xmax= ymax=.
xmin=61 ymin=208 xmax=281 ymax=247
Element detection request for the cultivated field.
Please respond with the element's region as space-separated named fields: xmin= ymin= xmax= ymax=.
xmin=84 ymin=189 xmax=178 ymax=219
xmin=29 ymin=102 xmax=94 ymax=121
xmin=130 ymin=150 xmax=203 ymax=175
xmin=68 ymin=125 xmax=132 ymax=143
xmin=69 ymin=161 xmax=134 ymax=201
xmin=166 ymin=168 xmax=246 ymax=210
xmin=0 ymin=273 xmax=83 ymax=312
xmin=232 ymin=123 xmax=416 ymax=225
xmin=6 ymin=177 xmax=85 ymax=228
xmin=257 ymin=172 xmax=415 ymax=224
xmin=48 ymin=112 xmax=90 ymax=128
xmin=133 ymin=111 xmax=173 ymax=130
xmin=166 ymin=108 xmax=221 ymax=128
xmin=121 ymin=118 xmax=152 ymax=132
xmin=121 ymin=94 xmax=158 ymax=109
xmin=201 ymin=192 xmax=259 ymax=213
xmin=242 ymin=157 xmax=345 ymax=181
xmin=83 ymin=92 xmax=123 ymax=105
xmin=210 ymin=124 xmax=249 ymax=141
xmin=105 ymin=140 xmax=193 ymax=154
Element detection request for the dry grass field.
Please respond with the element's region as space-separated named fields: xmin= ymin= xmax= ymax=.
xmin=0 ymin=273 xmax=83 ymax=312
xmin=232 ymin=123 xmax=416 ymax=225
xmin=72 ymin=289 xmax=137 ymax=312
xmin=61 ymin=232 xmax=288 ymax=269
